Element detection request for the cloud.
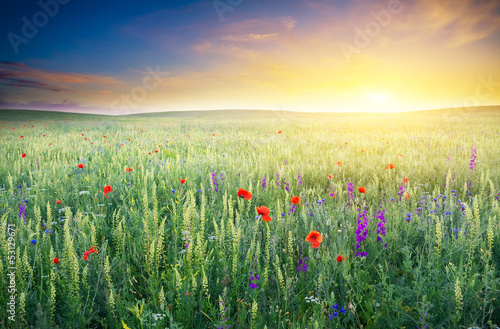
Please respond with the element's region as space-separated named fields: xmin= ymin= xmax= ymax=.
xmin=3 ymin=79 xmax=70 ymax=92
xmin=0 ymin=62 xmax=122 ymax=89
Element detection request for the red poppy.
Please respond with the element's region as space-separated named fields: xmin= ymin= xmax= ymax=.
xmin=256 ymin=206 xmax=271 ymax=222
xmin=278 ymin=131 xmax=282 ymax=134
xmin=336 ymin=254 xmax=346 ymax=263
xmin=52 ymin=257 xmax=59 ymax=264
xmin=21 ymin=153 xmax=26 ymax=158
xmin=155 ymin=150 xmax=159 ymax=153
xmin=305 ymin=231 xmax=323 ymax=249
xmin=406 ymin=192 xmax=410 ymax=200
xmin=103 ymin=185 xmax=113 ymax=196
xmin=336 ymin=161 xmax=342 ymax=167
xmin=179 ymin=178 xmax=186 ymax=184
xmin=83 ymin=246 xmax=97 ymax=261
xmin=328 ymin=174 xmax=333 ymax=179
xmin=397 ymin=153 xmax=403 ymax=158
xmin=291 ymin=196 xmax=301 ymax=205
xmin=78 ymin=163 xmax=85 ymax=169
xmin=358 ymin=187 xmax=366 ymax=194
xmin=103 ymin=135 xmax=106 ymax=138
xmin=386 ymin=163 xmax=395 ymax=169
xmin=237 ymin=188 xmax=252 ymax=200
xmin=56 ymin=200 xmax=61 ymax=204
xmin=126 ymin=167 xmax=133 ymax=172
xmin=403 ymin=177 xmax=409 ymax=184
xmin=20 ymin=135 xmax=24 ymax=138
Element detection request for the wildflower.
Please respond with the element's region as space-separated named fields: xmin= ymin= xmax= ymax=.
xmin=249 ymin=269 xmax=260 ymax=289
xmin=297 ymin=173 xmax=302 ymax=186
xmin=20 ymin=135 xmax=24 ymax=138
xmin=330 ymin=312 xmax=338 ymax=318
xmin=18 ymin=204 xmax=26 ymax=221
xmin=256 ymin=206 xmax=271 ymax=222
xmin=333 ymin=303 xmax=338 ymax=309
xmin=403 ymin=177 xmax=409 ymax=184
xmin=386 ymin=163 xmax=395 ymax=169
xmin=336 ymin=255 xmax=345 ymax=263
xmin=237 ymin=188 xmax=252 ymax=200
xmin=45 ymin=229 xmax=53 ymax=234
xmin=336 ymin=161 xmax=342 ymax=167
xmin=103 ymin=185 xmax=113 ymax=196
xmin=470 ymin=145 xmax=477 ymax=171
xmin=340 ymin=307 xmax=346 ymax=313
xmin=278 ymin=130 xmax=282 ymax=133
xmin=305 ymin=231 xmax=323 ymax=249
xmin=78 ymin=163 xmax=85 ymax=169
xmin=358 ymin=186 xmax=366 ymax=194
xmin=355 ymin=208 xmax=369 ymax=258
xmin=397 ymin=153 xmax=403 ymax=158
xmin=52 ymin=257 xmax=59 ymax=264
xmin=21 ymin=153 xmax=26 ymax=158
xmin=83 ymin=246 xmax=97 ymax=260
xmin=297 ymin=256 xmax=308 ymax=272
xmin=31 ymin=239 xmax=37 ymax=245
xmin=179 ymin=178 xmax=186 ymax=184
xmin=328 ymin=174 xmax=333 ymax=179
xmin=126 ymin=167 xmax=133 ymax=172
xmin=56 ymin=200 xmax=62 ymax=205
xmin=291 ymin=196 xmax=301 ymax=205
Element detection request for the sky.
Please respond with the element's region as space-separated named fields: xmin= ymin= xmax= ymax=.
xmin=0 ymin=0 xmax=499 ymax=115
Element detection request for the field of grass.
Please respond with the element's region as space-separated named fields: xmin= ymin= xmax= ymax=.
xmin=1 ymin=108 xmax=500 ymax=329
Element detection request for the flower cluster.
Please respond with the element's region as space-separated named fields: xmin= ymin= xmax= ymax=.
xmin=355 ymin=208 xmax=369 ymax=258
xmin=376 ymin=209 xmax=387 ymax=247
xmin=249 ymin=268 xmax=260 ymax=290
xmin=404 ymin=212 xmax=411 ymax=222
xmin=329 ymin=303 xmax=347 ymax=319
xmin=297 ymin=255 xmax=308 ymax=272
xmin=347 ymin=181 xmax=354 ymax=207
xmin=212 ymin=171 xmax=218 ymax=192
xmin=18 ymin=203 xmax=27 ymax=222
xmin=470 ymin=145 xmax=477 ymax=171
xmin=262 ymin=175 xmax=267 ymax=188
xmin=297 ymin=172 xmax=302 ymax=186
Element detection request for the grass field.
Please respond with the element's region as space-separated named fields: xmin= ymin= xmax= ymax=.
xmin=1 ymin=108 xmax=500 ymax=329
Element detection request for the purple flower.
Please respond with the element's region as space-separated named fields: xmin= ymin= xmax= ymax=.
xmin=347 ymin=180 xmax=354 ymax=207
xmin=355 ymin=208 xmax=369 ymax=258
xmin=211 ymin=171 xmax=218 ymax=191
xmin=18 ymin=204 xmax=27 ymax=221
xmin=376 ymin=209 xmax=386 ymax=246
xmin=470 ymin=145 xmax=477 ymax=171
xmin=250 ymin=282 xmax=257 ymax=289
xmin=262 ymin=175 xmax=267 ymax=188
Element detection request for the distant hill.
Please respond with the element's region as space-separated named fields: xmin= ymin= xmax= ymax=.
xmin=1 ymin=106 xmax=499 ymax=121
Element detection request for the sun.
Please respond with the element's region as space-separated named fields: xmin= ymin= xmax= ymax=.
xmin=368 ymin=92 xmax=388 ymax=103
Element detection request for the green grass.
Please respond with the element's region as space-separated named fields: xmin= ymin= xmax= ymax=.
xmin=0 ymin=108 xmax=499 ymax=328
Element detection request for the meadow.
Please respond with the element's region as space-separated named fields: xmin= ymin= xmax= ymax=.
xmin=0 ymin=108 xmax=499 ymax=329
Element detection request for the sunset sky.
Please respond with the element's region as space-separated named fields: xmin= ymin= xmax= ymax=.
xmin=1 ymin=0 xmax=499 ymax=114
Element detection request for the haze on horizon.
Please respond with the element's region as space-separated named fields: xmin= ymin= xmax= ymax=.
xmin=0 ymin=0 xmax=499 ymax=115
